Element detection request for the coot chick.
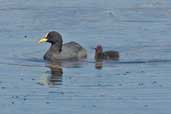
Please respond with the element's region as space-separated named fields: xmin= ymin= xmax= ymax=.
xmin=95 ymin=45 xmax=119 ymax=60
xmin=38 ymin=31 xmax=87 ymax=61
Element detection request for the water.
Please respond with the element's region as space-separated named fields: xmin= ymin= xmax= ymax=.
xmin=0 ymin=0 xmax=171 ymax=114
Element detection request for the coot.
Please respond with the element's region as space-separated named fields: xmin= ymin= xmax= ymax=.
xmin=38 ymin=31 xmax=87 ymax=61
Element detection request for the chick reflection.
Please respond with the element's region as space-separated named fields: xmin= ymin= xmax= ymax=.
xmin=95 ymin=60 xmax=103 ymax=70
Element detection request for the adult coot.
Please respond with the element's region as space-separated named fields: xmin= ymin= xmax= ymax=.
xmin=95 ymin=45 xmax=119 ymax=60
xmin=38 ymin=31 xmax=87 ymax=61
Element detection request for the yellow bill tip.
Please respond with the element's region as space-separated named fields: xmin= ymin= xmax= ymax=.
xmin=38 ymin=37 xmax=48 ymax=44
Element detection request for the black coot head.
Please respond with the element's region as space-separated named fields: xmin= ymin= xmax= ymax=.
xmin=46 ymin=31 xmax=63 ymax=45
xmin=39 ymin=31 xmax=63 ymax=52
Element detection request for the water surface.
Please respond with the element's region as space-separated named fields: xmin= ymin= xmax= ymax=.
xmin=0 ymin=0 xmax=171 ymax=114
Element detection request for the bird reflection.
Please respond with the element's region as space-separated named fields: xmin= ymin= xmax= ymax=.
xmin=95 ymin=59 xmax=103 ymax=70
xmin=38 ymin=62 xmax=63 ymax=87
xmin=47 ymin=63 xmax=63 ymax=86
xmin=38 ymin=60 xmax=85 ymax=87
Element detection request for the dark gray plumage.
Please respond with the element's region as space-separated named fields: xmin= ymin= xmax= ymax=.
xmin=39 ymin=31 xmax=87 ymax=62
xmin=95 ymin=45 xmax=119 ymax=60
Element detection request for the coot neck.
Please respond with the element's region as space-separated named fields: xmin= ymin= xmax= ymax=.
xmin=50 ymin=43 xmax=62 ymax=53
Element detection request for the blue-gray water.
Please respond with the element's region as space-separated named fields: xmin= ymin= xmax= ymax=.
xmin=0 ymin=0 xmax=171 ymax=114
